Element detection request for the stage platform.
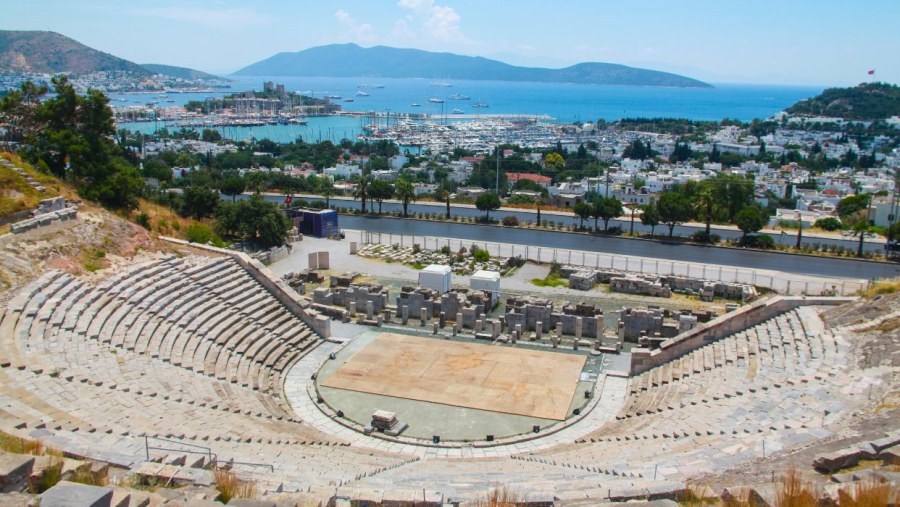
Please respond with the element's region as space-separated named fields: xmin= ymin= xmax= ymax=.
xmin=321 ymin=333 xmax=586 ymax=420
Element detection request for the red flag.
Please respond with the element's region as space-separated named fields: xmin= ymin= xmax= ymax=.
xmin=867 ymin=69 xmax=875 ymax=75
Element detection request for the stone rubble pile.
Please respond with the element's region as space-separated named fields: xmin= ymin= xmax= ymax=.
xmin=356 ymin=243 xmax=512 ymax=275
xmin=560 ymin=264 xmax=757 ymax=302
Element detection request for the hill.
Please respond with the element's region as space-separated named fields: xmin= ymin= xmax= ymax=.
xmin=141 ymin=63 xmax=227 ymax=81
xmin=786 ymin=82 xmax=900 ymax=120
xmin=234 ymin=43 xmax=711 ymax=88
xmin=0 ymin=30 xmax=149 ymax=75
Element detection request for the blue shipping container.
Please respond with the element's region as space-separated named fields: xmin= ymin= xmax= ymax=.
xmin=301 ymin=209 xmax=339 ymax=237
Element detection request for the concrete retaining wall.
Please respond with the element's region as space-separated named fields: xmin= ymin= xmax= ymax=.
xmin=161 ymin=237 xmax=331 ymax=339
xmin=629 ymin=295 xmax=854 ymax=375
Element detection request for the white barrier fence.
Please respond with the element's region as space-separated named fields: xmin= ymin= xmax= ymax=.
xmin=357 ymin=231 xmax=869 ymax=297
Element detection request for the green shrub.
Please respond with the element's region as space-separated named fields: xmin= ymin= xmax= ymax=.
xmin=471 ymin=247 xmax=490 ymax=262
xmin=135 ymin=212 xmax=151 ymax=229
xmin=814 ymin=217 xmax=843 ymax=231
xmin=185 ymin=223 xmax=214 ymax=244
xmin=501 ymin=215 xmax=519 ymax=226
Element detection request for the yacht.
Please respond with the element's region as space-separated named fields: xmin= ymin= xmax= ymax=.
xmin=428 ymin=98 xmax=444 ymax=103
xmin=452 ymin=108 xmax=464 ymax=114
xmin=431 ymin=82 xmax=453 ymax=87
xmin=356 ymin=90 xmax=370 ymax=97
xmin=410 ymin=103 xmax=421 ymax=107
xmin=448 ymin=94 xmax=470 ymax=100
xmin=472 ymin=102 xmax=490 ymax=108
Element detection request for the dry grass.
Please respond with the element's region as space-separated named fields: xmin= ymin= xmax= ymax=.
xmin=0 ymin=153 xmax=66 ymax=217
xmin=473 ymin=487 xmax=521 ymax=507
xmin=213 ymin=469 xmax=257 ymax=503
xmin=0 ymin=431 xmax=45 ymax=455
xmin=860 ymin=278 xmax=900 ymax=298
xmin=837 ymin=479 xmax=900 ymax=506
xmin=28 ymin=457 xmax=63 ymax=494
xmin=71 ymin=464 xmax=109 ymax=487
xmin=774 ymin=468 xmax=818 ymax=507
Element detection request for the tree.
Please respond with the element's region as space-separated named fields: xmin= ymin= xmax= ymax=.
xmin=710 ymin=173 xmax=755 ymax=222
xmin=576 ymin=143 xmax=588 ymax=159
xmin=476 ymin=192 xmax=501 ymax=221
xmin=368 ymin=179 xmax=394 ymax=214
xmin=221 ymin=176 xmax=246 ymax=203
xmin=437 ymin=189 xmax=451 ymax=219
xmin=201 ymin=129 xmax=222 ymax=143
xmin=670 ymin=140 xmax=693 ymax=162
xmin=544 ymin=152 xmax=565 ymax=172
xmin=813 ymin=217 xmax=843 ymax=231
xmin=692 ymin=181 xmax=717 ymax=239
xmin=214 ymin=194 xmax=290 ymax=248
xmin=244 ymin=171 xmax=267 ymax=194
xmin=641 ymin=203 xmax=660 ymax=236
xmin=658 ymin=192 xmax=693 ymax=237
xmin=395 ymin=178 xmax=416 ymax=218
xmin=353 ymin=176 xmax=371 ymax=213
xmin=734 ymin=206 xmax=767 ymax=242
xmin=573 ymin=202 xmax=592 ymax=229
xmin=594 ymin=197 xmax=623 ymax=231
xmin=0 ymin=77 xmax=143 ymax=208
xmin=319 ymin=179 xmax=336 ymax=208
xmin=181 ymin=185 xmax=220 ymax=219
xmin=535 ymin=195 xmax=545 ymax=227
xmin=852 ymin=220 xmax=873 ymax=258
xmin=837 ymin=193 xmax=870 ymax=219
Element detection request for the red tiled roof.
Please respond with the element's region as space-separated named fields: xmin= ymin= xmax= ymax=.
xmin=507 ymin=172 xmax=552 ymax=184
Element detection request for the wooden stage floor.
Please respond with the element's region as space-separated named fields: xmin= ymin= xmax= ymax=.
xmin=321 ymin=333 xmax=586 ymax=420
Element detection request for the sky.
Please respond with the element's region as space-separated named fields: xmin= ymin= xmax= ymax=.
xmin=2 ymin=0 xmax=899 ymax=86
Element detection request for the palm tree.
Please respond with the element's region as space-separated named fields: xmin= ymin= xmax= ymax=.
xmin=321 ymin=181 xmax=335 ymax=208
xmin=692 ymin=183 xmax=716 ymax=239
xmin=535 ymin=196 xmax=545 ymax=227
xmin=353 ymin=176 xmax=370 ymax=214
xmin=437 ymin=189 xmax=451 ymax=219
xmin=395 ymin=178 xmax=416 ymax=218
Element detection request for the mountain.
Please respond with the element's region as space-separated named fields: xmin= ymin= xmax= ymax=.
xmin=786 ymin=82 xmax=900 ymax=120
xmin=141 ymin=63 xmax=226 ymax=81
xmin=234 ymin=43 xmax=711 ymax=88
xmin=0 ymin=30 xmax=150 ymax=75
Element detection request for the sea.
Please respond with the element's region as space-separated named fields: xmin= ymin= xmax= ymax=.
xmin=113 ymin=76 xmax=824 ymax=144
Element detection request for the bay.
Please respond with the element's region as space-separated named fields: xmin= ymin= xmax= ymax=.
xmin=113 ymin=76 xmax=824 ymax=143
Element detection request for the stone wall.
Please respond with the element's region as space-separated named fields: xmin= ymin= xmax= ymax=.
xmin=629 ymin=296 xmax=855 ymax=375
xmin=10 ymin=207 xmax=78 ymax=234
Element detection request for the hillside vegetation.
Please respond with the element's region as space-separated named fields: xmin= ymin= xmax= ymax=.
xmin=235 ymin=43 xmax=711 ymax=88
xmin=787 ymin=82 xmax=900 ymax=120
xmin=0 ymin=30 xmax=149 ymax=75
xmin=141 ymin=63 xmax=225 ymax=81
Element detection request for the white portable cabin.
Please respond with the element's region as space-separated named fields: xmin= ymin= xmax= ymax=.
xmin=418 ymin=264 xmax=452 ymax=294
xmin=470 ymin=270 xmax=501 ymax=307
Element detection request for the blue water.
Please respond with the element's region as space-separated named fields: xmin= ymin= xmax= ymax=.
xmin=114 ymin=76 xmax=824 ymax=143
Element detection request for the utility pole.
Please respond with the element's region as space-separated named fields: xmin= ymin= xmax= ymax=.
xmin=795 ymin=210 xmax=803 ymax=249
xmin=888 ymin=169 xmax=899 ymax=258
xmin=605 ymin=166 xmax=611 ymax=198
xmin=495 ymin=145 xmax=500 ymax=195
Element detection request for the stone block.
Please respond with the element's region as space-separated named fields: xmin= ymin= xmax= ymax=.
xmin=41 ymin=481 xmax=113 ymax=507
xmin=0 ymin=453 xmax=34 ymax=489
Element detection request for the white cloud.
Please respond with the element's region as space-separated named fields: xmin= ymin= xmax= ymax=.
xmin=133 ymin=6 xmax=270 ymax=30
xmin=394 ymin=0 xmax=468 ymax=45
xmin=334 ymin=9 xmax=375 ymax=43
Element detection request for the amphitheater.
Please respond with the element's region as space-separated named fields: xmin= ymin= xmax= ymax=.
xmin=1 ymin=222 xmax=898 ymax=505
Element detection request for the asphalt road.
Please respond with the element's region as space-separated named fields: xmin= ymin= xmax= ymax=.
xmin=338 ymin=215 xmax=900 ymax=281
xmin=263 ymin=194 xmax=886 ymax=253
